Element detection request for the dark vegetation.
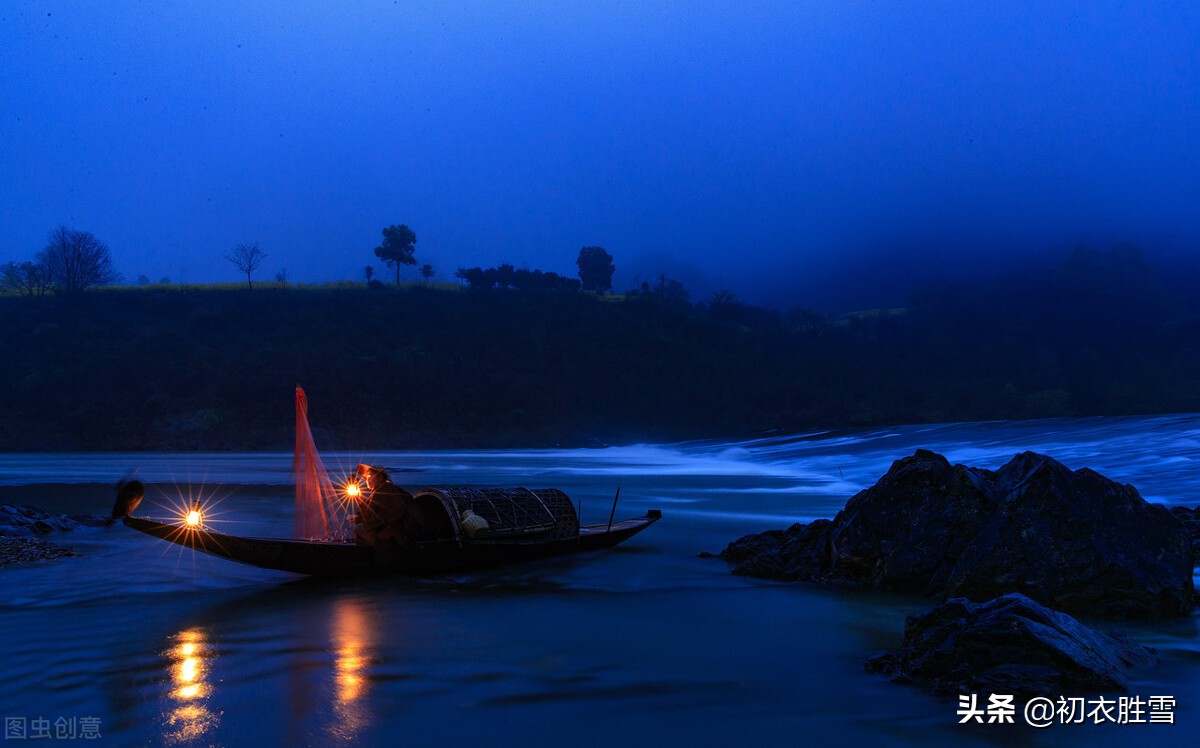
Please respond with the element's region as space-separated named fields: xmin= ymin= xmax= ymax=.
xmin=373 ymin=224 xmax=417 ymax=286
xmin=576 ymin=246 xmax=616 ymax=293
xmin=3 ymin=226 xmax=115 ymax=297
xmin=454 ymin=263 xmax=581 ymax=291
xmin=1 ymin=243 xmax=1199 ymax=451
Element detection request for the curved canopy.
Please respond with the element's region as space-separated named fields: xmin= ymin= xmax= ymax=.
xmin=414 ymin=487 xmax=579 ymax=543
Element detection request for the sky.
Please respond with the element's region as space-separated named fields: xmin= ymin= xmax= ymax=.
xmin=1 ymin=1 xmax=1198 ymax=310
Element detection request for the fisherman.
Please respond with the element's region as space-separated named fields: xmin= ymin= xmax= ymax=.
xmin=352 ymin=464 xmax=429 ymax=555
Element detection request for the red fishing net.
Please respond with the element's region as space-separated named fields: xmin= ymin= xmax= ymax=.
xmin=292 ymin=386 xmax=348 ymax=540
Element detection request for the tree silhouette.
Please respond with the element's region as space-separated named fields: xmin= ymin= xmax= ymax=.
xmin=364 ymin=265 xmax=374 ymax=286
xmin=224 ymin=242 xmax=267 ymax=289
xmin=2 ymin=252 xmax=53 ymax=297
xmin=373 ymin=224 xmax=417 ymax=286
xmin=43 ymin=226 xmax=116 ymax=293
xmin=420 ymin=263 xmax=434 ymax=283
xmin=576 ymin=246 xmax=615 ymax=293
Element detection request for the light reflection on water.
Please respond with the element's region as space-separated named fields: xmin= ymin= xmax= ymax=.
xmin=330 ymin=597 xmax=374 ymax=741
xmin=0 ymin=414 xmax=1198 ymax=746
xmin=163 ymin=628 xmax=218 ymax=744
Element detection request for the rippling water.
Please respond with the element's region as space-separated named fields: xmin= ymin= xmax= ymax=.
xmin=2 ymin=415 xmax=1198 ymax=746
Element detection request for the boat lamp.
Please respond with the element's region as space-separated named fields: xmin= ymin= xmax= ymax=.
xmin=184 ymin=506 xmax=203 ymax=529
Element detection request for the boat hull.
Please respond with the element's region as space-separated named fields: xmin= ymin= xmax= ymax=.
xmin=124 ymin=512 xmax=661 ymax=577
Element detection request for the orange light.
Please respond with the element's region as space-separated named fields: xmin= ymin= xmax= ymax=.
xmin=186 ymin=510 xmax=202 ymax=527
xmin=345 ymin=483 xmax=361 ymax=499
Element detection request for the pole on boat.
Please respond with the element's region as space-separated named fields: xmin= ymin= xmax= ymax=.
xmin=606 ymin=486 xmax=621 ymax=532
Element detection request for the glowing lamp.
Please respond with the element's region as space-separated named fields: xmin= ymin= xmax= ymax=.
xmin=185 ymin=508 xmax=202 ymax=528
xmin=345 ymin=483 xmax=361 ymax=499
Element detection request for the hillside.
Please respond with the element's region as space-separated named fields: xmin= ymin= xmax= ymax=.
xmin=2 ymin=250 xmax=1199 ymax=451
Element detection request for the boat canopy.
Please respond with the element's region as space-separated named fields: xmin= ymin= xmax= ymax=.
xmin=413 ymin=487 xmax=579 ymax=543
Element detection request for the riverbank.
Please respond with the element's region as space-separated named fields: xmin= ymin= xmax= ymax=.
xmin=0 ymin=537 xmax=76 ymax=566
xmin=3 ymin=265 xmax=1200 ymax=451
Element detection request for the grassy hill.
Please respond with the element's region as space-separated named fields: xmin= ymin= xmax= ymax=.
xmin=2 ymin=249 xmax=1199 ymax=451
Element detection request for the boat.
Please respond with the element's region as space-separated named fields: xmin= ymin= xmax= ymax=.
xmin=121 ymin=487 xmax=661 ymax=578
xmin=117 ymin=387 xmax=661 ymax=577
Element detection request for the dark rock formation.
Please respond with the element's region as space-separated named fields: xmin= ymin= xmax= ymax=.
xmin=865 ymin=593 xmax=1156 ymax=697
xmin=0 ymin=537 xmax=78 ymax=567
xmin=719 ymin=450 xmax=1194 ymax=618
xmin=1168 ymin=505 xmax=1200 ymax=561
xmin=0 ymin=504 xmax=88 ymax=536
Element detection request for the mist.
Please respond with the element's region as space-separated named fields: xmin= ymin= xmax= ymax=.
xmin=2 ymin=1 xmax=1197 ymax=310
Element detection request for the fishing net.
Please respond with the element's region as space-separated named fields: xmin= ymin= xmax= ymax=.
xmin=292 ymin=386 xmax=349 ymax=540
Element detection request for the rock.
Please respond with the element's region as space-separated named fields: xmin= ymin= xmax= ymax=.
xmin=865 ymin=593 xmax=1156 ymax=697
xmin=945 ymin=455 xmax=1192 ymax=618
xmin=1169 ymin=505 xmax=1200 ymax=560
xmin=717 ymin=450 xmax=1194 ymax=619
xmin=0 ymin=536 xmax=78 ymax=566
xmin=0 ymin=504 xmax=91 ymax=537
xmin=720 ymin=526 xmax=794 ymax=564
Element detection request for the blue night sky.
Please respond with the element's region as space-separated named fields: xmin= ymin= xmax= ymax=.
xmin=2 ymin=1 xmax=1197 ymax=308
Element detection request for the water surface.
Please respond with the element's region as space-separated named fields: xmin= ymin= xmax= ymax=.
xmin=2 ymin=415 xmax=1198 ymax=746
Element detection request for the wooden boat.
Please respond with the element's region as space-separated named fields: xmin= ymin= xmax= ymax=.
xmin=123 ymin=485 xmax=661 ymax=578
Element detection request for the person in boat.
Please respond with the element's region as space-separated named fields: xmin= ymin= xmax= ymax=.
xmin=352 ymin=464 xmax=430 ymax=553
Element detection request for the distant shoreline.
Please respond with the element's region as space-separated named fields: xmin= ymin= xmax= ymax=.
xmin=3 ymin=261 xmax=1199 ymax=452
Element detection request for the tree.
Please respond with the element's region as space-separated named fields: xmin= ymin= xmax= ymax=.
xmin=2 ymin=252 xmax=54 ymax=297
xmin=576 ymin=246 xmax=615 ymax=293
xmin=224 ymin=242 xmax=267 ymax=289
xmin=364 ymin=265 xmax=374 ymax=286
xmin=495 ymin=263 xmax=515 ymax=288
xmin=420 ymin=263 xmax=434 ymax=284
xmin=660 ymin=278 xmax=690 ymax=304
xmin=43 ymin=226 xmax=116 ymax=293
xmin=373 ymin=224 xmax=417 ymax=286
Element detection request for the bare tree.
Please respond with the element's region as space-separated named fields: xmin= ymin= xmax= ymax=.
xmin=225 ymin=243 xmax=267 ymax=289
xmin=2 ymin=252 xmax=54 ymax=296
xmin=43 ymin=226 xmax=116 ymax=293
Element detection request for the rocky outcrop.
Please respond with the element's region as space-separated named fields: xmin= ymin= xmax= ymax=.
xmin=1168 ymin=505 xmax=1200 ymax=561
xmin=0 ymin=505 xmax=98 ymax=567
xmin=0 ymin=504 xmax=90 ymax=536
xmin=0 ymin=537 xmax=78 ymax=566
xmin=719 ymin=450 xmax=1194 ymax=619
xmin=865 ymin=593 xmax=1156 ymax=696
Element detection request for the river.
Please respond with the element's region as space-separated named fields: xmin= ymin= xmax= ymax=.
xmin=1 ymin=414 xmax=1197 ymax=746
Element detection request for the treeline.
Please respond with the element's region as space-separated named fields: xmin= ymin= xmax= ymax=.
xmin=0 ymin=244 xmax=1197 ymax=451
xmin=453 ymin=264 xmax=581 ymax=291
